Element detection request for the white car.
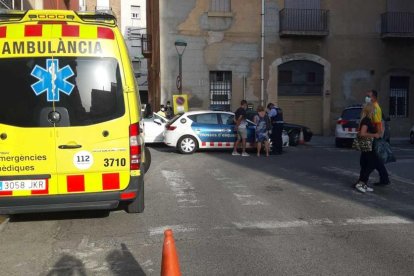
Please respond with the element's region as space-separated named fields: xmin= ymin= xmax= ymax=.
xmin=164 ymin=110 xmax=289 ymax=154
xmin=335 ymin=105 xmax=362 ymax=147
xmin=143 ymin=113 xmax=168 ymax=143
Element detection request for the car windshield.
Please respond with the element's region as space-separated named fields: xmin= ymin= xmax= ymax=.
xmin=341 ymin=108 xmax=362 ymax=120
xmin=0 ymin=57 xmax=124 ymax=127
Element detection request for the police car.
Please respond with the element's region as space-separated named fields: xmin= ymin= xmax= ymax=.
xmin=335 ymin=105 xmax=362 ymax=147
xmin=164 ymin=110 xmax=289 ymax=154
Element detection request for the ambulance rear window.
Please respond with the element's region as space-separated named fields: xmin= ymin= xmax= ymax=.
xmin=0 ymin=57 xmax=124 ymax=127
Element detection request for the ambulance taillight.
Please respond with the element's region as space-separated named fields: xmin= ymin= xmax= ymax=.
xmin=129 ymin=124 xmax=141 ymax=170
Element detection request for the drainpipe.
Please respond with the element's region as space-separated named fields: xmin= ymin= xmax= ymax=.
xmin=260 ymin=0 xmax=265 ymax=106
xmin=243 ymin=75 xmax=246 ymax=100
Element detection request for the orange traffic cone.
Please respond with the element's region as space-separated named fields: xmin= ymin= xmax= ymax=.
xmin=299 ymin=129 xmax=305 ymax=145
xmin=161 ymin=229 xmax=181 ymax=276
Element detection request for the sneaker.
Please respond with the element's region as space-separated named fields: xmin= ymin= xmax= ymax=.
xmin=355 ymin=182 xmax=366 ymax=193
xmin=363 ymin=185 xmax=374 ymax=192
xmin=242 ymin=152 xmax=250 ymax=157
xmin=232 ymin=151 xmax=240 ymax=156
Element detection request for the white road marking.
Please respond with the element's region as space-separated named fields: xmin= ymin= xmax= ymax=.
xmin=322 ymin=166 xmax=414 ymax=186
xmin=211 ymin=169 xmax=269 ymax=206
xmin=148 ymin=216 xmax=412 ymax=236
xmin=234 ymin=216 xmax=412 ymax=230
xmin=342 ymin=216 xmax=412 ymax=225
xmin=149 ymin=224 xmax=198 ymax=236
xmin=161 ymin=170 xmax=204 ymax=208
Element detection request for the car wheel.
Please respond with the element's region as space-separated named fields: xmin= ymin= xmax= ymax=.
xmin=126 ymin=179 xmax=144 ymax=213
xmin=177 ymin=135 xmax=198 ymax=154
xmin=143 ymin=147 xmax=151 ymax=173
xmin=289 ymin=131 xmax=300 ymax=146
xmin=410 ymin=132 xmax=414 ymax=144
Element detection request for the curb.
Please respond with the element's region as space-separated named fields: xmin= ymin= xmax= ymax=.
xmin=0 ymin=216 xmax=9 ymax=233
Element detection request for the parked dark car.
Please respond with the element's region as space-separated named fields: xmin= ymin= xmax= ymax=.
xmin=245 ymin=110 xmax=313 ymax=146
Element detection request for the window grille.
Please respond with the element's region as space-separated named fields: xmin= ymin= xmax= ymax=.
xmin=210 ymin=71 xmax=231 ymax=111
xmin=210 ymin=0 xmax=231 ymax=12
xmin=389 ymin=76 xmax=409 ymax=118
xmin=389 ymin=88 xmax=408 ymax=118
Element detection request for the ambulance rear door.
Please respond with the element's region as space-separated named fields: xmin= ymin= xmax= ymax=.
xmin=0 ymin=25 xmax=57 ymax=197
xmin=50 ymin=26 xmax=132 ymax=195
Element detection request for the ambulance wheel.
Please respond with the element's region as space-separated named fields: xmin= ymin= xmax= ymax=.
xmin=126 ymin=179 xmax=144 ymax=213
xmin=143 ymin=147 xmax=151 ymax=173
xmin=177 ymin=135 xmax=198 ymax=154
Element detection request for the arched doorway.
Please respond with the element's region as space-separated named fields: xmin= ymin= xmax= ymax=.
xmin=267 ymin=53 xmax=331 ymax=135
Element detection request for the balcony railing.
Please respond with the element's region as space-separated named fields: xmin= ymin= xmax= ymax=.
xmin=141 ymin=33 xmax=152 ymax=58
xmin=381 ymin=12 xmax=414 ymax=38
xmin=279 ymin=8 xmax=329 ymax=37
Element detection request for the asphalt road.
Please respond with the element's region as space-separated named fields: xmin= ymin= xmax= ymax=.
xmin=1 ymin=138 xmax=414 ymax=275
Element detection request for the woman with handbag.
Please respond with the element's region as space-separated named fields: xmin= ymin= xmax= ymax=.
xmin=354 ymin=103 xmax=382 ymax=193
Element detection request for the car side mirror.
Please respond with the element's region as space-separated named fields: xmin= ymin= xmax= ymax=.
xmin=154 ymin=118 xmax=162 ymax=125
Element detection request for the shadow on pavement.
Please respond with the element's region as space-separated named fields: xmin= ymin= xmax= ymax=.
xmin=46 ymin=254 xmax=87 ymax=276
xmin=45 ymin=243 xmax=146 ymax=276
xmin=106 ymin=243 xmax=146 ymax=276
xmin=9 ymin=210 xmax=110 ymax=222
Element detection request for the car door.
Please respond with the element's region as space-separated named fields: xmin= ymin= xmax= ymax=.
xmin=0 ymin=26 xmax=57 ymax=197
xmin=188 ymin=113 xmax=221 ymax=148
xmin=218 ymin=113 xmax=238 ymax=147
xmin=53 ymin=56 xmax=131 ymax=194
xmin=144 ymin=113 xmax=166 ymax=143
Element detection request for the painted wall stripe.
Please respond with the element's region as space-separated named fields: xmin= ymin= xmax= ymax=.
xmin=62 ymin=25 xmax=79 ymax=37
xmin=25 ymin=25 xmax=42 ymax=37
xmin=97 ymin=27 xmax=114 ymax=39
xmin=67 ymin=175 xmax=85 ymax=192
xmin=102 ymin=173 xmax=120 ymax=190
xmin=0 ymin=26 xmax=6 ymax=38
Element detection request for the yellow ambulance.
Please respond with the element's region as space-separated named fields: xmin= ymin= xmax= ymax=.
xmin=0 ymin=10 xmax=148 ymax=214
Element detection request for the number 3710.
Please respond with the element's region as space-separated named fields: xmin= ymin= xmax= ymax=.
xmin=104 ymin=158 xmax=126 ymax=167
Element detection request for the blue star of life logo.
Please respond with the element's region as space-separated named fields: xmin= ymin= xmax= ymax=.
xmin=31 ymin=59 xmax=75 ymax=102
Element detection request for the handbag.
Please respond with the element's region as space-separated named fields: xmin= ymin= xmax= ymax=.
xmin=352 ymin=135 xmax=373 ymax=152
xmin=373 ymin=138 xmax=396 ymax=164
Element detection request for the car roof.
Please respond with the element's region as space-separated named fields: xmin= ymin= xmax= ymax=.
xmin=183 ymin=110 xmax=234 ymax=116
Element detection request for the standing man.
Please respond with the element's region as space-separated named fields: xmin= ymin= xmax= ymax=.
xmin=267 ymin=102 xmax=284 ymax=155
xmin=365 ymin=90 xmax=390 ymax=186
xmin=232 ymin=100 xmax=249 ymax=156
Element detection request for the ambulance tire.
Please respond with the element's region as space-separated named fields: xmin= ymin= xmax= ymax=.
xmin=177 ymin=135 xmax=198 ymax=154
xmin=143 ymin=147 xmax=151 ymax=173
xmin=126 ymin=179 xmax=145 ymax=213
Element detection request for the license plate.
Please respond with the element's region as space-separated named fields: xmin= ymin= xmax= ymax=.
xmin=0 ymin=179 xmax=46 ymax=191
xmin=346 ymin=133 xmax=356 ymax=138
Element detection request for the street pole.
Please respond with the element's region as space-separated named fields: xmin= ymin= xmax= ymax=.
xmin=174 ymin=39 xmax=187 ymax=95
xmin=178 ymin=54 xmax=183 ymax=95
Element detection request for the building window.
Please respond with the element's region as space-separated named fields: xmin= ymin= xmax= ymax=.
xmin=389 ymin=76 xmax=409 ymax=118
xmin=210 ymin=71 xmax=232 ymax=111
xmin=278 ymin=60 xmax=323 ymax=96
xmin=279 ymin=70 xmax=292 ymax=84
xmin=210 ymin=0 xmax=231 ymax=12
xmin=131 ymin=5 xmax=141 ymax=20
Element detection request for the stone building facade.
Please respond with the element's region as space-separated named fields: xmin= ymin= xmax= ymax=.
xmin=157 ymin=0 xmax=414 ymax=136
